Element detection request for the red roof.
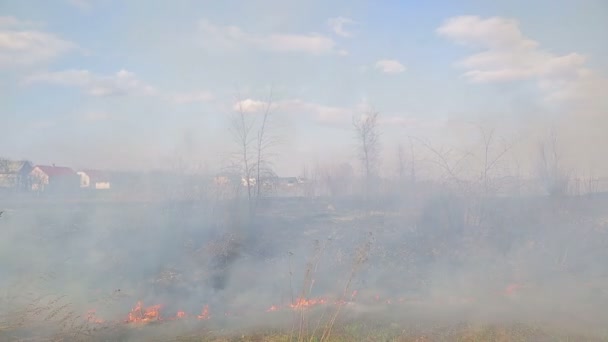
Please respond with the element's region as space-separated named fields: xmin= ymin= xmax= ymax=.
xmin=35 ymin=165 xmax=76 ymax=177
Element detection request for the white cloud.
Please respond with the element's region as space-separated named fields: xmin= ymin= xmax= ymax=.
xmin=25 ymin=69 xmax=215 ymax=106
xmin=260 ymin=34 xmax=335 ymax=54
xmin=0 ymin=16 xmax=41 ymax=28
xmin=374 ymin=59 xmax=406 ymax=74
xmin=198 ymin=19 xmax=341 ymax=55
xmin=233 ymin=98 xmax=273 ymax=113
xmin=436 ymin=16 xmax=538 ymax=50
xmin=327 ymin=17 xmax=356 ymax=37
xmin=0 ymin=16 xmax=21 ymax=27
xmin=436 ymin=15 xmax=598 ymax=105
xmin=0 ymin=17 xmax=75 ymax=68
xmin=236 ymin=96 xmax=443 ymax=128
xmin=233 ymin=98 xmax=350 ymax=125
xmin=24 ymin=69 xmax=157 ymax=97
xmin=437 ymin=15 xmax=608 ymax=174
xmin=287 ymin=100 xmax=351 ymax=124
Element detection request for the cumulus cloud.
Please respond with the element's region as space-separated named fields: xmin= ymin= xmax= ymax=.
xmin=287 ymin=100 xmax=352 ymax=124
xmin=24 ymin=69 xmax=215 ymax=106
xmin=0 ymin=16 xmax=75 ymax=68
xmin=436 ymin=15 xmax=600 ymax=105
xmin=233 ymin=98 xmax=274 ymax=113
xmin=198 ymin=19 xmax=341 ymax=55
xmin=24 ymin=69 xmax=157 ymax=97
xmin=236 ymin=95 xmax=456 ymax=131
xmin=374 ymin=59 xmax=406 ymax=74
xmin=233 ymin=98 xmax=351 ymax=125
xmin=0 ymin=16 xmax=21 ymax=27
xmin=436 ymin=16 xmax=538 ymax=50
xmin=327 ymin=17 xmax=356 ymax=37
xmin=231 ymin=98 xmax=422 ymax=127
xmin=438 ymin=15 xmax=608 ymax=174
xmin=0 ymin=16 xmax=41 ymax=28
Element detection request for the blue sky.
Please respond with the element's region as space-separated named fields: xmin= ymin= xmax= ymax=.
xmin=1 ymin=0 xmax=606 ymax=175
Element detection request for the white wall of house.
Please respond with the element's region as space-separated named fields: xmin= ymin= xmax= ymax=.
xmin=77 ymin=172 xmax=90 ymax=188
xmin=241 ymin=177 xmax=256 ymax=187
xmin=94 ymin=182 xmax=110 ymax=190
xmin=29 ymin=167 xmax=49 ymax=191
xmin=0 ymin=174 xmax=18 ymax=188
xmin=77 ymin=171 xmax=111 ymax=190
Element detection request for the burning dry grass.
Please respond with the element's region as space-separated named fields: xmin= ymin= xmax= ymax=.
xmin=2 ymin=275 xmax=607 ymax=341
xmin=3 ymin=197 xmax=608 ymax=341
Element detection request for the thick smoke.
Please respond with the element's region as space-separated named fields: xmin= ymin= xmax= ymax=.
xmin=2 ymin=4 xmax=608 ymax=341
xmin=2 ymin=176 xmax=608 ymax=341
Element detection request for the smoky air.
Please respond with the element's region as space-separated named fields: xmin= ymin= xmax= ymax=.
xmin=1 ymin=2 xmax=608 ymax=341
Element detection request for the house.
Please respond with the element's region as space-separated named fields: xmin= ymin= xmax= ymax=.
xmin=0 ymin=160 xmax=33 ymax=191
xmin=279 ymin=177 xmax=298 ymax=187
xmin=241 ymin=176 xmax=257 ymax=187
xmin=29 ymin=165 xmax=79 ymax=192
xmin=77 ymin=170 xmax=111 ymax=190
xmin=213 ymin=173 xmax=240 ymax=187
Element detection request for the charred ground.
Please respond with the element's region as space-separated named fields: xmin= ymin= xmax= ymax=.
xmin=1 ymin=193 xmax=608 ymax=341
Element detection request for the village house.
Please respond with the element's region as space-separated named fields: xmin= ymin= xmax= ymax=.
xmin=212 ymin=173 xmax=239 ymax=188
xmin=241 ymin=176 xmax=257 ymax=187
xmin=29 ymin=165 xmax=79 ymax=192
xmin=0 ymin=160 xmax=33 ymax=192
xmin=77 ymin=170 xmax=111 ymax=190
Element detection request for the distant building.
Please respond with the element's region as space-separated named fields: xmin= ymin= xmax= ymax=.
xmin=29 ymin=165 xmax=79 ymax=192
xmin=213 ymin=173 xmax=240 ymax=187
xmin=241 ymin=176 xmax=257 ymax=187
xmin=278 ymin=177 xmax=298 ymax=187
xmin=0 ymin=160 xmax=33 ymax=191
xmin=77 ymin=170 xmax=111 ymax=190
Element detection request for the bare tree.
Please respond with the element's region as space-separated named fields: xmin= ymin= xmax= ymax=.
xmin=478 ymin=126 xmax=512 ymax=195
xmin=408 ymin=136 xmax=417 ymax=185
xmin=300 ymin=164 xmax=316 ymax=199
xmin=230 ymin=97 xmax=257 ymax=208
xmin=253 ymin=92 xmax=278 ymax=202
xmin=396 ymin=138 xmax=418 ymax=186
xmin=396 ymin=143 xmax=406 ymax=184
xmin=537 ymin=128 xmax=569 ymax=196
xmin=353 ymin=110 xmax=381 ymax=198
xmin=229 ymin=91 xmax=278 ymax=213
xmin=410 ymin=136 xmax=472 ymax=187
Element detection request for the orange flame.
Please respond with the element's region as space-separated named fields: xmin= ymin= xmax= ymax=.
xmin=176 ymin=311 xmax=186 ymax=319
xmin=266 ymin=305 xmax=280 ymax=312
xmin=290 ymin=297 xmax=327 ymax=309
xmin=197 ymin=305 xmax=210 ymax=320
xmin=126 ymin=301 xmax=161 ymax=323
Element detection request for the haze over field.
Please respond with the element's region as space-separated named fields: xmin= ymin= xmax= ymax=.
xmin=1 ymin=1 xmax=608 ymax=341
xmin=1 ymin=0 xmax=607 ymax=176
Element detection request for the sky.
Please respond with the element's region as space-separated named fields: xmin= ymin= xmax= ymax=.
xmin=1 ymin=0 xmax=607 ymax=176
